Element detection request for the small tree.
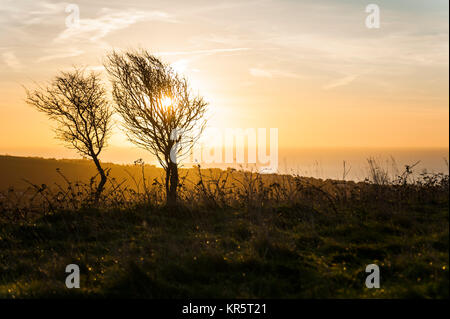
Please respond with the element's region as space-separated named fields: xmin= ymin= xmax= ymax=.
xmin=25 ymin=68 xmax=112 ymax=202
xmin=104 ymin=49 xmax=208 ymax=206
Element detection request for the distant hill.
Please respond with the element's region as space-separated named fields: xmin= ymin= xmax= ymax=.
xmin=0 ymin=155 xmax=165 ymax=191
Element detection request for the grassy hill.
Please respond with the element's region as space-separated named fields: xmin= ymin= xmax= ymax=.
xmin=0 ymin=155 xmax=448 ymax=298
xmin=0 ymin=155 xmax=164 ymax=191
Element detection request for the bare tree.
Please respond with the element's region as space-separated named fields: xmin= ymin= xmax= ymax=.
xmin=25 ymin=68 xmax=113 ymax=202
xmin=104 ymin=49 xmax=208 ymax=206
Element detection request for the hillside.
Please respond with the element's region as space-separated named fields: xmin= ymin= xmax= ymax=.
xmin=0 ymin=154 xmax=448 ymax=298
xmin=0 ymin=155 xmax=164 ymax=191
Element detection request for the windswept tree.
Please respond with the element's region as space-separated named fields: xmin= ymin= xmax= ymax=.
xmin=25 ymin=68 xmax=112 ymax=202
xmin=104 ymin=49 xmax=208 ymax=206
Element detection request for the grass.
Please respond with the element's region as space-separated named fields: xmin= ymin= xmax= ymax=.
xmin=0 ymin=161 xmax=448 ymax=299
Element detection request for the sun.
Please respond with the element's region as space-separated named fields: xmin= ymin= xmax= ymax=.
xmin=161 ymin=96 xmax=173 ymax=110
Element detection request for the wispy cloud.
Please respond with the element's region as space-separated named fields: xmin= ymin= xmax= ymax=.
xmin=158 ymin=48 xmax=250 ymax=56
xmin=249 ymin=67 xmax=304 ymax=79
xmin=37 ymin=48 xmax=85 ymax=62
xmin=54 ymin=9 xmax=176 ymax=43
xmin=163 ymin=48 xmax=250 ymax=74
xmin=323 ymin=75 xmax=358 ymax=90
xmin=2 ymin=51 xmax=23 ymax=71
xmin=24 ymin=1 xmax=68 ymax=26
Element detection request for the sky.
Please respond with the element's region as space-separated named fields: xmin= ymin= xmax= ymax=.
xmin=0 ymin=0 xmax=448 ymax=165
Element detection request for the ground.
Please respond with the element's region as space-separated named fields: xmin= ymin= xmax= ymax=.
xmin=0 ymin=197 xmax=448 ymax=298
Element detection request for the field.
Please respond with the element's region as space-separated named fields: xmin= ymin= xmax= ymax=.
xmin=0 ymin=156 xmax=448 ymax=298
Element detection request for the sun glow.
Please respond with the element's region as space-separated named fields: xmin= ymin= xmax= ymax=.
xmin=161 ymin=96 xmax=173 ymax=110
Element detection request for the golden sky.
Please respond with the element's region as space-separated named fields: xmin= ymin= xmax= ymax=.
xmin=0 ymin=0 xmax=448 ymax=164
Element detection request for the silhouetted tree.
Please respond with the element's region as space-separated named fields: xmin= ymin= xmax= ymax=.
xmin=25 ymin=68 xmax=112 ymax=202
xmin=104 ymin=49 xmax=208 ymax=206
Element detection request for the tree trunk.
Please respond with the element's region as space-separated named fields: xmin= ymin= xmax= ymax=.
xmin=92 ymin=155 xmax=107 ymax=203
xmin=165 ymin=166 xmax=170 ymax=202
xmin=166 ymin=162 xmax=178 ymax=206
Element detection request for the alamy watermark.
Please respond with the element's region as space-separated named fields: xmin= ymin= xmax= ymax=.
xmin=65 ymin=4 xmax=80 ymax=29
xmin=365 ymin=264 xmax=380 ymax=288
xmin=365 ymin=4 xmax=380 ymax=28
xmin=65 ymin=264 xmax=80 ymax=288
xmin=170 ymin=127 xmax=278 ymax=173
